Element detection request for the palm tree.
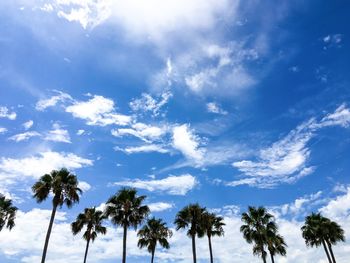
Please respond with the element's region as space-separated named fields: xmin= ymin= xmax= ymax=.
xmin=266 ymin=232 xmax=287 ymax=263
xmin=240 ymin=206 xmax=275 ymax=263
xmin=301 ymin=213 xmax=332 ymax=263
xmin=137 ymin=217 xmax=173 ymax=263
xmin=174 ymin=203 xmax=205 ymax=263
xmin=71 ymin=207 xmax=107 ymax=263
xmin=199 ymin=212 xmax=225 ymax=263
xmin=32 ymin=168 xmax=82 ymax=263
xmin=301 ymin=213 xmax=345 ymax=263
xmin=104 ymin=187 xmax=149 ymax=263
xmin=0 ymin=194 xmax=17 ymax=232
xmin=324 ymin=219 xmax=345 ymax=263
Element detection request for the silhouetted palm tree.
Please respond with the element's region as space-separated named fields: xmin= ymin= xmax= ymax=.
xmin=71 ymin=207 xmax=107 ymax=263
xmin=32 ymin=168 xmax=82 ymax=263
xmin=0 ymin=194 xmax=17 ymax=232
xmin=104 ymin=188 xmax=149 ymax=263
xmin=199 ymin=212 xmax=225 ymax=263
xmin=302 ymin=213 xmax=345 ymax=263
xmin=324 ymin=219 xmax=345 ymax=263
xmin=266 ymin=232 xmax=287 ymax=263
xmin=174 ymin=203 xmax=205 ymax=263
xmin=137 ymin=217 xmax=173 ymax=263
xmin=240 ymin=206 xmax=275 ymax=263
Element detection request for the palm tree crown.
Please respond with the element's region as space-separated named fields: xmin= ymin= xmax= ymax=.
xmin=32 ymin=168 xmax=82 ymax=207
xmin=0 ymin=194 xmax=18 ymax=232
xmin=72 ymin=207 xmax=107 ymax=241
xmin=137 ymin=217 xmax=172 ymax=263
xmin=72 ymin=207 xmax=107 ymax=263
xmin=104 ymin=187 xmax=149 ymax=263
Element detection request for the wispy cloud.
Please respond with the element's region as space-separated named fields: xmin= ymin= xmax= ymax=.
xmin=115 ymin=144 xmax=169 ymax=154
xmin=0 ymin=106 xmax=16 ymax=120
xmin=206 ymin=102 xmax=228 ymax=115
xmin=112 ymin=174 xmax=197 ymax=195
xmin=22 ymin=120 xmax=34 ymax=130
xmin=8 ymin=131 xmax=41 ymax=142
xmin=35 ymin=90 xmax=73 ymax=111
xmin=229 ymin=104 xmax=350 ymax=188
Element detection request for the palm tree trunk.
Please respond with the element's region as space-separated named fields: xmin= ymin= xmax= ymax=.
xmin=326 ymin=241 xmax=337 ymax=263
xmin=151 ymin=248 xmax=155 ymax=263
xmin=83 ymin=237 xmax=91 ymax=263
xmin=269 ymin=252 xmax=275 ymax=263
xmin=321 ymin=239 xmax=332 ymax=263
xmin=41 ymin=204 xmax=57 ymax=263
xmin=261 ymin=247 xmax=267 ymax=263
xmin=122 ymin=224 xmax=127 ymax=263
xmin=191 ymin=234 xmax=197 ymax=263
xmin=208 ymin=235 xmax=213 ymax=263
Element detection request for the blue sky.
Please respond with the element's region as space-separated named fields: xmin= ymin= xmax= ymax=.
xmin=0 ymin=1 xmax=350 ymax=262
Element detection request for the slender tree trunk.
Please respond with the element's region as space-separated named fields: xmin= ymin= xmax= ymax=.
xmin=208 ymin=235 xmax=213 ymax=263
xmin=321 ymin=239 xmax=332 ymax=263
xmin=262 ymin=249 xmax=267 ymax=263
xmin=83 ymin=237 xmax=91 ymax=263
xmin=326 ymin=241 xmax=337 ymax=263
xmin=269 ymin=252 xmax=275 ymax=263
xmin=41 ymin=204 xmax=57 ymax=263
xmin=151 ymin=248 xmax=155 ymax=263
xmin=191 ymin=234 xmax=197 ymax=263
xmin=122 ymin=224 xmax=127 ymax=263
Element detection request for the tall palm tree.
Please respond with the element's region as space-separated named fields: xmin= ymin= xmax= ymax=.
xmin=199 ymin=212 xmax=225 ymax=263
xmin=240 ymin=206 xmax=275 ymax=263
xmin=266 ymin=232 xmax=287 ymax=263
xmin=137 ymin=217 xmax=173 ymax=263
xmin=71 ymin=207 xmax=107 ymax=263
xmin=32 ymin=168 xmax=82 ymax=263
xmin=301 ymin=213 xmax=345 ymax=263
xmin=174 ymin=203 xmax=205 ymax=263
xmin=301 ymin=213 xmax=332 ymax=263
xmin=324 ymin=219 xmax=345 ymax=263
xmin=0 ymin=194 xmax=17 ymax=232
xmin=104 ymin=188 xmax=149 ymax=263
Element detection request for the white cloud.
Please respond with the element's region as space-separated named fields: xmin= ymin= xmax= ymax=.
xmin=8 ymin=131 xmax=41 ymax=142
xmin=35 ymin=91 xmax=72 ymax=111
xmin=172 ymin=124 xmax=205 ymax=163
xmin=231 ymin=105 xmax=350 ymax=188
xmin=22 ymin=120 xmax=34 ymax=130
xmin=319 ymin=185 xmax=350 ymax=220
xmin=115 ymin=144 xmax=169 ymax=154
xmin=0 ymin=151 xmax=93 ymax=180
xmin=0 ymin=106 xmax=16 ymax=120
xmin=318 ymin=104 xmax=350 ymax=128
xmin=147 ymin=202 xmax=174 ymax=212
xmin=129 ymin=91 xmax=172 ymax=117
xmin=0 ymin=127 xmax=8 ymax=134
xmin=66 ymin=95 xmax=131 ymax=126
xmin=323 ymin=34 xmax=343 ymax=49
xmin=206 ymin=102 xmax=228 ymax=115
xmin=112 ymin=174 xmax=197 ymax=195
xmin=76 ymin=129 xmax=85 ymax=135
xmin=78 ymin=181 xmax=92 ymax=192
xmin=111 ymin=123 xmax=168 ymax=142
xmin=45 ymin=124 xmax=71 ymax=143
